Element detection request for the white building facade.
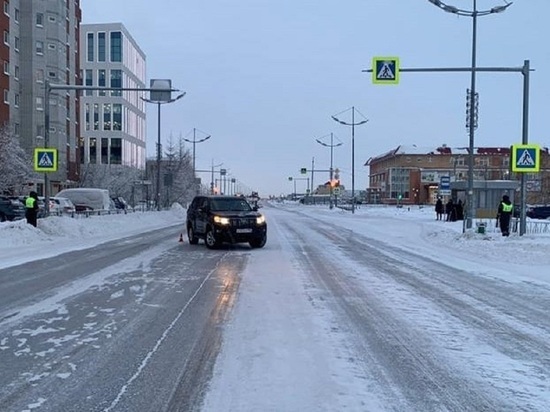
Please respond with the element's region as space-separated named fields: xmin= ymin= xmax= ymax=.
xmin=79 ymin=23 xmax=146 ymax=169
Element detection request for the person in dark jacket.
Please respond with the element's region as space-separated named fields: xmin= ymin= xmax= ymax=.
xmin=445 ymin=199 xmax=455 ymax=222
xmin=435 ymin=198 xmax=444 ymax=220
xmin=25 ymin=191 xmax=39 ymax=227
xmin=455 ymin=199 xmax=464 ymax=221
xmin=496 ymin=194 xmax=513 ymax=236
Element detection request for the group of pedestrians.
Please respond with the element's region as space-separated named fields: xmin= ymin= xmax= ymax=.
xmin=435 ymin=197 xmax=464 ymax=222
xmin=435 ymin=194 xmax=514 ymax=237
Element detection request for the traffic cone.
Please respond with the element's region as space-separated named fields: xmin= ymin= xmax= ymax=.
xmin=179 ymin=233 xmax=184 ymax=243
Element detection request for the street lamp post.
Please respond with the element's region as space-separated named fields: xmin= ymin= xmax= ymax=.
xmin=428 ymin=0 xmax=512 ymax=229
xmin=316 ymin=132 xmax=343 ymax=209
xmin=141 ymin=79 xmax=185 ymax=211
xmin=183 ymin=128 xmax=211 ymax=194
xmin=332 ymin=106 xmax=368 ymax=214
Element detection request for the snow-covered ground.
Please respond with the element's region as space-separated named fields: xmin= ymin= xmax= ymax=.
xmin=2 ymin=202 xmax=549 ymax=411
xmin=2 ymin=201 xmax=548 ymax=281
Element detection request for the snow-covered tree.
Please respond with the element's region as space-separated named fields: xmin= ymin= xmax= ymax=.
xmin=0 ymin=127 xmax=34 ymax=195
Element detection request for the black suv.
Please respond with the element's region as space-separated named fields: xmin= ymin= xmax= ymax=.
xmin=526 ymin=206 xmax=550 ymax=220
xmin=0 ymin=196 xmax=26 ymax=222
xmin=186 ymin=195 xmax=267 ymax=249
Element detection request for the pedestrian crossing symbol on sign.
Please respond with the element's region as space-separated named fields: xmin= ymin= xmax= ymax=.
xmin=372 ymin=57 xmax=399 ymax=85
xmin=34 ymin=148 xmax=58 ymax=172
xmin=511 ymin=144 xmax=540 ymax=173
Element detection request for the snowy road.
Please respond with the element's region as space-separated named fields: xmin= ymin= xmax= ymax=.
xmin=0 ymin=226 xmax=246 ymax=412
xmin=203 ymin=204 xmax=550 ymax=412
xmin=0 ymin=204 xmax=549 ymax=411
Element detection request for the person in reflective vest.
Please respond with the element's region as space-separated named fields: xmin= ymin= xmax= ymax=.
xmin=25 ymin=191 xmax=39 ymax=227
xmin=496 ymin=194 xmax=513 ymax=237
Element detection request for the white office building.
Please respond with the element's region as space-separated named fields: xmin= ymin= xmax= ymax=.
xmin=79 ymin=23 xmax=146 ymax=169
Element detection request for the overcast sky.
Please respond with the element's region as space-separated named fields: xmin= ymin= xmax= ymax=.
xmin=81 ymin=0 xmax=549 ymax=196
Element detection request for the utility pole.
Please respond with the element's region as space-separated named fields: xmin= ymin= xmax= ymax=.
xmin=332 ymin=108 xmax=368 ymax=213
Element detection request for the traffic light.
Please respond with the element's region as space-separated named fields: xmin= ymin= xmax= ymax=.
xmin=300 ymin=168 xmax=307 ymax=174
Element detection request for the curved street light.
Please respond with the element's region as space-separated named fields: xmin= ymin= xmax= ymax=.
xmin=183 ymin=128 xmax=211 ymax=194
xmin=332 ymin=106 xmax=368 ymax=214
xmin=141 ymin=91 xmax=186 ymax=210
xmin=316 ymin=132 xmax=343 ymax=209
xmin=428 ymin=0 xmax=512 ymax=229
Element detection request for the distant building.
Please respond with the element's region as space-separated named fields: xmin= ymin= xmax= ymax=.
xmin=79 ymin=23 xmax=146 ymax=170
xmin=365 ymin=145 xmax=550 ymax=206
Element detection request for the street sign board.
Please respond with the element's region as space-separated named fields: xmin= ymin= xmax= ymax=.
xmin=333 ymin=187 xmax=341 ymax=195
xmin=439 ymin=175 xmax=451 ymax=196
xmin=300 ymin=168 xmax=307 ymax=174
xmin=372 ymin=57 xmax=400 ymax=85
xmin=511 ymin=144 xmax=540 ymax=173
xmin=34 ymin=148 xmax=58 ymax=172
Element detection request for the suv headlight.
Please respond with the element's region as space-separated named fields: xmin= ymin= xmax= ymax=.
xmin=256 ymin=215 xmax=266 ymax=225
xmin=213 ymin=215 xmax=230 ymax=225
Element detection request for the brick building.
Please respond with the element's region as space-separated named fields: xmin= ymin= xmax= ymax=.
xmin=365 ymin=145 xmax=550 ymax=205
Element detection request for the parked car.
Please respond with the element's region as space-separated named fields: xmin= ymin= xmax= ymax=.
xmin=50 ymin=197 xmax=76 ymax=215
xmin=186 ymin=195 xmax=267 ymax=249
xmin=0 ymin=196 xmax=26 ymax=222
xmin=55 ymin=188 xmax=112 ymax=211
xmin=111 ymin=196 xmax=130 ymax=210
xmin=526 ymin=205 xmax=550 ymax=220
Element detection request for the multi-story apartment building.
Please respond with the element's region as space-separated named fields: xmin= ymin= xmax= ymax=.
xmin=1 ymin=1 xmax=10 ymax=126
xmin=366 ymin=145 xmax=550 ymax=206
xmin=11 ymin=0 xmax=82 ymax=194
xmin=79 ymin=23 xmax=146 ymax=170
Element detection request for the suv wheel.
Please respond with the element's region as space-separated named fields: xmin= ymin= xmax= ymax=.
xmin=249 ymin=234 xmax=267 ymax=249
xmin=187 ymin=225 xmax=199 ymax=245
xmin=205 ymin=227 xmax=219 ymax=249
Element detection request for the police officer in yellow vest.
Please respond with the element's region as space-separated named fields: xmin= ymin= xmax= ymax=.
xmin=496 ymin=194 xmax=513 ymax=237
xmin=25 ymin=191 xmax=39 ymax=227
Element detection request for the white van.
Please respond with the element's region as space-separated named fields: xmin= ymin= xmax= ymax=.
xmin=55 ymin=188 xmax=112 ymax=211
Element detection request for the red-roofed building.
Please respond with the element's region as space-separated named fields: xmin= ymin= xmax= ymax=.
xmin=365 ymin=145 xmax=550 ymax=207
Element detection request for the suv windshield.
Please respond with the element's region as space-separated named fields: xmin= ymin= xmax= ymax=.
xmin=210 ymin=198 xmax=252 ymax=212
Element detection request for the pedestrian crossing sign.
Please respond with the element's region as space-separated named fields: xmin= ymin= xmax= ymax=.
xmin=34 ymin=148 xmax=58 ymax=172
xmin=511 ymin=144 xmax=540 ymax=173
xmin=372 ymin=57 xmax=399 ymax=85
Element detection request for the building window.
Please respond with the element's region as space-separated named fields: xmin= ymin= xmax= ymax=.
xmin=3 ymin=30 xmax=8 ymax=45
xmin=103 ymin=103 xmax=111 ymax=130
xmin=36 ymin=69 xmax=44 ymax=83
xmin=110 ymin=138 xmax=122 ymax=164
xmin=113 ymin=104 xmax=122 ymax=131
xmin=3 ymin=61 xmax=8 ymax=75
xmin=14 ymin=123 xmax=19 ymax=136
xmin=85 ymin=69 xmax=93 ymax=96
xmin=89 ymin=137 xmax=97 ymax=164
xmin=36 ymin=96 xmax=44 ymax=111
xmin=101 ymin=137 xmax=109 ymax=164
xmin=14 ymin=94 xmax=19 ymax=107
xmin=48 ymin=15 xmax=56 ymax=23
xmin=110 ymin=31 xmax=122 ymax=62
xmin=87 ymin=32 xmax=94 ymax=62
xmin=36 ymin=41 xmax=44 ymax=55
xmin=14 ymin=65 xmax=19 ymax=80
xmin=48 ymin=43 xmax=56 ymax=50
xmin=93 ymin=104 xmax=99 ymax=130
xmin=36 ymin=13 xmax=44 ymax=27
xmin=48 ymin=71 xmax=57 ymax=78
xmin=3 ymin=89 xmax=8 ymax=104
xmin=14 ymin=37 xmax=19 ymax=52
xmin=85 ymin=103 xmax=90 ymax=131
xmin=3 ymin=2 xmax=8 ymax=16
xmin=14 ymin=8 xmax=19 ymax=23
xmin=110 ymin=69 xmax=122 ymax=96
xmin=98 ymin=69 xmax=106 ymax=96
xmin=98 ymin=32 xmax=105 ymax=62
xmin=37 ymin=125 xmax=45 ymax=139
